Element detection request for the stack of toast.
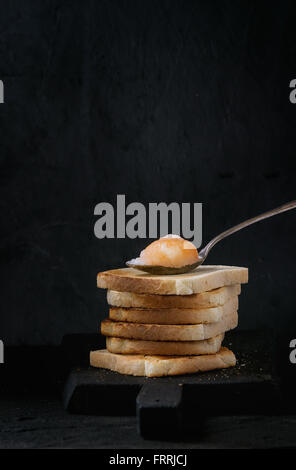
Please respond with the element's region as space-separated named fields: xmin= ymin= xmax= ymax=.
xmin=90 ymin=265 xmax=248 ymax=377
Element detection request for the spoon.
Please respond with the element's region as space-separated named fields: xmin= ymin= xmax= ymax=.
xmin=126 ymin=200 xmax=296 ymax=275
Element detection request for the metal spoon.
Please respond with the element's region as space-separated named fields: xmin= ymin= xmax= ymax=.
xmin=126 ymin=200 xmax=296 ymax=275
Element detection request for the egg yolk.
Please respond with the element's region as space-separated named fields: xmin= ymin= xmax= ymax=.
xmin=139 ymin=236 xmax=198 ymax=268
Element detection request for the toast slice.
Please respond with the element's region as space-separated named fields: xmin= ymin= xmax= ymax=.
xmin=106 ymin=333 xmax=224 ymax=356
xmin=98 ymin=265 xmax=248 ymax=295
xmin=101 ymin=310 xmax=238 ymax=341
xmin=107 ymin=284 xmax=241 ymax=309
xmin=90 ymin=347 xmax=236 ymax=377
xmin=109 ymin=296 xmax=238 ymax=324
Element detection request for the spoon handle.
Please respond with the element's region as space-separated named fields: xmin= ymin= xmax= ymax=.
xmin=199 ymin=200 xmax=296 ymax=258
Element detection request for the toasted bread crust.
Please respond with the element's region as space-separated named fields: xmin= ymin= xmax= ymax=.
xmin=106 ymin=334 xmax=224 ymax=355
xmin=109 ymin=296 xmax=238 ymax=324
xmin=98 ymin=266 xmax=248 ymax=295
xmin=101 ymin=311 xmax=238 ymax=341
xmin=107 ymin=284 xmax=241 ymax=309
xmin=90 ymin=347 xmax=236 ymax=377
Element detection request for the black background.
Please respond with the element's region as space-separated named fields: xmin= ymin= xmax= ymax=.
xmin=0 ymin=0 xmax=295 ymax=348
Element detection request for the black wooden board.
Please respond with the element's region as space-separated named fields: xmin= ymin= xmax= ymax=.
xmin=62 ymin=330 xmax=280 ymax=437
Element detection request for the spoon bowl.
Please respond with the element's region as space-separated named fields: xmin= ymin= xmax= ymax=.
xmin=126 ymin=260 xmax=202 ymax=275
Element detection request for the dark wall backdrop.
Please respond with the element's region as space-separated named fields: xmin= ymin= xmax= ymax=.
xmin=0 ymin=0 xmax=295 ymax=345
